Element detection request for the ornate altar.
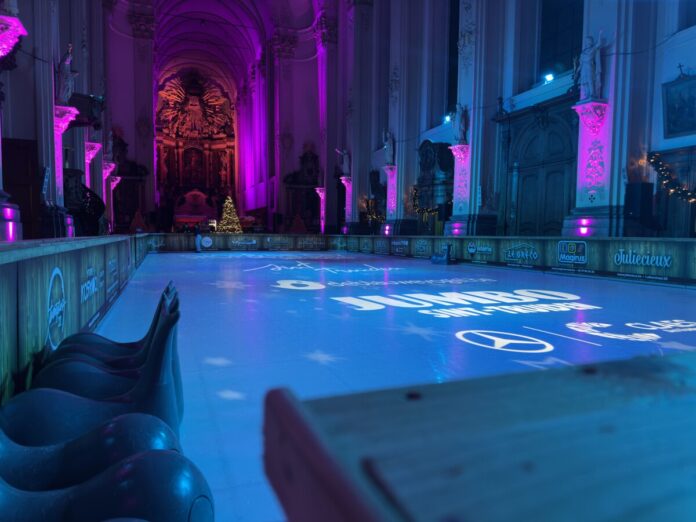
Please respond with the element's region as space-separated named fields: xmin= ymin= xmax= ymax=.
xmin=155 ymin=69 xmax=235 ymax=226
xmin=283 ymin=144 xmax=321 ymax=233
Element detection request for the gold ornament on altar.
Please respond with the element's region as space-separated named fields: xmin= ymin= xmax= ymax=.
xmin=217 ymin=196 xmax=243 ymax=234
xmin=157 ymin=73 xmax=233 ymax=138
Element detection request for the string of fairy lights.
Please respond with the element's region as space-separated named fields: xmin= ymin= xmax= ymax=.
xmin=647 ymin=152 xmax=696 ymax=204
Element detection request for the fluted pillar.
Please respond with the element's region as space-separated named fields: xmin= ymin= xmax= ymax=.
xmin=84 ymin=142 xmax=102 ymax=191
xmin=340 ymin=176 xmax=352 ymax=232
xmin=445 ymin=144 xmax=472 ymax=235
xmin=315 ymin=186 xmax=326 ymax=234
xmin=102 ymin=160 xmax=116 ymax=228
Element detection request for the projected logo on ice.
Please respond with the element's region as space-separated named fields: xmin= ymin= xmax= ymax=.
xmin=246 ymin=262 xmax=403 ymax=274
xmin=47 ymin=267 xmax=66 ymax=350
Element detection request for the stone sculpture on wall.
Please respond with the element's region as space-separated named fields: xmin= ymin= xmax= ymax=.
xmin=579 ymin=31 xmax=604 ymax=100
xmin=335 ymin=148 xmax=350 ymax=177
xmin=56 ymin=43 xmax=78 ymax=104
xmin=454 ymin=103 xmax=470 ymax=145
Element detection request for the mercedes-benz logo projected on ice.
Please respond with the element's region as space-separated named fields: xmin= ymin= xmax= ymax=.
xmin=46 ymin=266 xmax=66 ymax=350
xmin=455 ymin=330 xmax=554 ymax=353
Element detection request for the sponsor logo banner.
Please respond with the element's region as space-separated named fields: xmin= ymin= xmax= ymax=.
xmin=613 ymin=249 xmax=672 ymax=269
xmin=558 ymin=241 xmax=587 ymax=265
xmin=47 ymin=267 xmax=66 ymax=350
xmin=505 ymin=243 xmax=539 ymax=263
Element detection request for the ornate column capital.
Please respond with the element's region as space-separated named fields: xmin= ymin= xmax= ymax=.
xmin=313 ymin=13 xmax=337 ymax=48
xmin=102 ymin=160 xmax=116 ymax=179
xmin=449 ymin=143 xmax=471 ymax=162
xmin=110 ymin=176 xmax=122 ymax=191
xmin=128 ymin=11 xmax=154 ymax=39
xmin=54 ymin=105 xmax=79 ymax=135
xmin=0 ymin=14 xmax=26 ymax=59
xmin=85 ymin=141 xmax=102 ymax=164
xmin=573 ymin=100 xmax=608 ymax=136
xmin=314 ymin=186 xmax=326 ymax=200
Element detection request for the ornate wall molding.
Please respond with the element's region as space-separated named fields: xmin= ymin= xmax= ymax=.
xmin=576 ymin=102 xmax=607 ymax=136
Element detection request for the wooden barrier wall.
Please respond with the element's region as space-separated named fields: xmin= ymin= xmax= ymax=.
xmin=151 ymin=233 xmax=695 ymax=284
xmin=0 ymin=235 xmax=150 ymax=401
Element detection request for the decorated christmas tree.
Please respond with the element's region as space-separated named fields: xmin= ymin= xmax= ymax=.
xmin=217 ymin=196 xmax=243 ymax=234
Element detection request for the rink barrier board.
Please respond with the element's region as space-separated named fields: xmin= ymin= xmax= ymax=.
xmin=149 ymin=233 xmax=695 ymax=284
xmin=0 ymin=234 xmax=151 ymax=401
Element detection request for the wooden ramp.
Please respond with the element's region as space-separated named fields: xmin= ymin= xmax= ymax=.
xmin=264 ymin=352 xmax=696 ymax=522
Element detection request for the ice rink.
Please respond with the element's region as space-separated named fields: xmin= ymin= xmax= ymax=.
xmin=95 ymin=251 xmax=696 ymax=521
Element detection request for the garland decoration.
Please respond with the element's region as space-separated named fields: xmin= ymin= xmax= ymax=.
xmin=648 ymin=152 xmax=696 ymax=204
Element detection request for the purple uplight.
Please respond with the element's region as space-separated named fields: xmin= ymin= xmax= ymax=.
xmin=579 ymin=226 xmax=589 ymax=236
xmin=383 ymin=165 xmax=398 ymax=220
xmin=315 ymin=187 xmax=326 ymax=234
xmin=2 ymin=206 xmax=15 ymax=220
xmin=4 ymin=221 xmax=16 ymax=242
xmin=383 ymin=224 xmax=391 ymax=236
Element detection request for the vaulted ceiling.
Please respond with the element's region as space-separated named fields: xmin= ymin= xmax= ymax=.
xmin=154 ymin=0 xmax=317 ymax=98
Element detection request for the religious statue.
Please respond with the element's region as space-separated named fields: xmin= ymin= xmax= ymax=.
xmin=579 ymin=31 xmax=603 ymax=100
xmin=454 ymin=103 xmax=470 ymax=145
xmin=335 ymin=148 xmax=350 ymax=177
xmin=383 ymin=129 xmax=395 ymax=165
xmin=56 ymin=43 xmax=79 ymax=105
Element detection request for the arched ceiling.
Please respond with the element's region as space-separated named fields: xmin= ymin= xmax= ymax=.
xmin=154 ymin=0 xmax=316 ymax=99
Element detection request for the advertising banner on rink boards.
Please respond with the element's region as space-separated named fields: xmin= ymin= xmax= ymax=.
xmin=411 ymin=238 xmax=434 ymax=258
xmin=17 ymin=252 xmax=80 ymax=369
xmin=497 ymin=239 xmax=545 ymax=268
xmin=78 ymin=244 xmax=106 ymax=332
xmin=604 ymin=239 xmax=689 ymax=282
xmin=359 ymin=237 xmax=374 ymax=254
xmin=462 ymin=238 xmax=497 ymax=264
xmin=0 ymin=262 xmax=17 ymax=401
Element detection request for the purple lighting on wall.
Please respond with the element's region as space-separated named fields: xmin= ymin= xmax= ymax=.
xmin=383 ymin=165 xmax=398 ymax=220
xmin=574 ymin=101 xmax=610 ymax=208
xmin=53 ymin=105 xmax=79 ymax=206
xmin=449 ymin=144 xmax=471 ymax=217
xmin=84 ymin=142 xmax=102 ymax=190
xmin=315 ymin=186 xmax=326 ymax=234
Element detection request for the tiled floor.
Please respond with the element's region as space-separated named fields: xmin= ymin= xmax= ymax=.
xmin=95 ymin=251 xmax=696 ymax=521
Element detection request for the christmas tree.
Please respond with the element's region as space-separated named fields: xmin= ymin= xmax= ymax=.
xmin=217 ymin=196 xmax=243 ymax=234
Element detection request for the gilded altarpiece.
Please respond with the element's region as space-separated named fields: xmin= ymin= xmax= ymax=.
xmin=155 ymin=70 xmax=235 ymax=226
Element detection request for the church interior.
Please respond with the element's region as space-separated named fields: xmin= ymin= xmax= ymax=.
xmin=0 ymin=0 xmax=695 ymax=520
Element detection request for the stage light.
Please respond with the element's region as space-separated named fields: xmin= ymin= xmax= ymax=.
xmin=444 ymin=114 xmax=452 ymax=124
xmin=544 ymin=73 xmax=554 ymax=83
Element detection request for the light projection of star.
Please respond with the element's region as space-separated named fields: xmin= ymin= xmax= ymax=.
xmin=384 ymin=322 xmax=445 ymax=342
xmin=217 ymin=389 xmax=247 ymax=401
xmin=304 ymin=350 xmax=344 ymax=365
xmin=208 ymin=280 xmax=250 ymax=290
xmin=203 ymin=357 xmax=233 ymax=367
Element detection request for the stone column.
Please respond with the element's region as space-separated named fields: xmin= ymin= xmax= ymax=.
xmin=53 ymin=105 xmax=80 ymax=207
xmin=314 ymin=8 xmax=339 ymax=233
xmin=84 ymin=141 xmax=102 ymax=190
xmin=0 ymin=8 xmax=27 ymax=241
xmin=315 ymin=186 xmax=326 ymax=234
xmin=381 ymin=164 xmax=397 ymax=235
xmin=562 ymin=100 xmax=611 ymax=237
xmin=102 ymin=160 xmax=116 ymax=227
xmin=445 ymin=144 xmax=472 ymax=235
xmin=340 ymin=175 xmax=352 ymax=232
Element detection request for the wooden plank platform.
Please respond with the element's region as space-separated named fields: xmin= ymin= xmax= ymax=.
xmin=264 ymin=352 xmax=696 ymax=522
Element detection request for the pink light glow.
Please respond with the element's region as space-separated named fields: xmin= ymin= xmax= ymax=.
xmin=383 ymin=224 xmax=391 ymax=236
xmin=449 ymin=144 xmax=471 ymax=216
xmin=53 ymin=106 xmax=80 ymax=206
xmin=315 ymin=186 xmax=326 ymax=234
xmin=2 ymin=206 xmax=15 ymax=220
xmin=4 ymin=221 xmax=16 ymax=242
xmin=574 ymin=101 xmax=610 ymax=207
xmin=580 ymin=218 xmax=589 ymax=226
xmin=340 ymin=176 xmax=352 ymax=224
xmin=84 ymin=142 xmax=102 ymax=190
xmin=579 ymin=227 xmax=589 ymax=236
xmin=383 ymin=165 xmax=398 ymax=219
xmin=0 ymin=15 xmax=27 ymax=59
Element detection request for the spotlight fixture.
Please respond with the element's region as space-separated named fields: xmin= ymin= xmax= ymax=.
xmin=544 ymin=73 xmax=554 ymax=83
xmin=444 ymin=114 xmax=452 ymax=124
